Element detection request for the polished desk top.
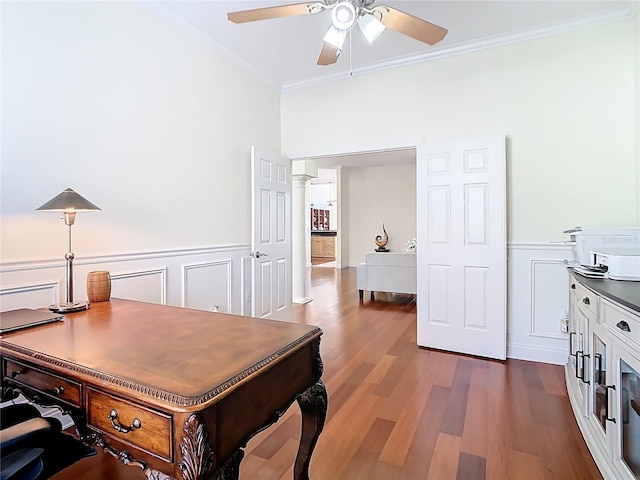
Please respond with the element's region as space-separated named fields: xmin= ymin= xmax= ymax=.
xmin=0 ymin=299 xmax=322 ymax=410
xmin=1 ymin=299 xmax=326 ymax=479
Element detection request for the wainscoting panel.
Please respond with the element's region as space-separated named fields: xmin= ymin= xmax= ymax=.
xmin=507 ymin=243 xmax=572 ymax=365
xmin=111 ymin=268 xmax=167 ymax=305
xmin=241 ymin=257 xmax=252 ymax=316
xmin=182 ymin=260 xmax=231 ymax=313
xmin=0 ymin=245 xmax=251 ymax=315
xmin=0 ymin=280 xmax=60 ymax=311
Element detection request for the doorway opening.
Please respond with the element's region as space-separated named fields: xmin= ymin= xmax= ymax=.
xmin=295 ymin=147 xmax=417 ymax=272
xmin=310 ymin=169 xmax=338 ymax=269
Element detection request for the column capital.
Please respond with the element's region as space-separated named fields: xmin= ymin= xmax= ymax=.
xmin=292 ymin=174 xmax=314 ymax=187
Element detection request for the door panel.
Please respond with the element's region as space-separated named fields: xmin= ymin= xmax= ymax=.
xmin=251 ymin=147 xmax=292 ymax=320
xmin=417 ymin=136 xmax=506 ymax=360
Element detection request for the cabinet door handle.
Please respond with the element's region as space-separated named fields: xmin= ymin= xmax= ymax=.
xmin=575 ymin=350 xmax=583 ymax=379
xmin=581 ymin=353 xmax=590 ymax=385
xmin=571 ymin=283 xmax=576 ymax=290
xmin=604 ymin=385 xmax=616 ymax=423
xmin=594 ymin=353 xmax=603 ymax=385
xmin=569 ymin=332 xmax=576 ymax=357
xmin=582 ymin=297 xmax=590 ymax=306
xmin=616 ymin=320 xmax=631 ymax=332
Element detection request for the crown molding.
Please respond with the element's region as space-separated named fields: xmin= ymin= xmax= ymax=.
xmin=140 ymin=3 xmax=281 ymax=92
xmin=282 ymin=3 xmax=639 ymax=92
xmin=140 ymin=0 xmax=637 ymax=94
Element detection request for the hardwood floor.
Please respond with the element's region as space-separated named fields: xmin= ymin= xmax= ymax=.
xmin=54 ymin=267 xmax=601 ymax=479
xmin=242 ymin=268 xmax=600 ymax=480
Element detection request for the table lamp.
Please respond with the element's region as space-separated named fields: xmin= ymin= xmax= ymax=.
xmin=37 ymin=188 xmax=101 ymax=313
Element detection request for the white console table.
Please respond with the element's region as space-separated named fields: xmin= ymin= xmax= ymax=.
xmin=566 ymin=270 xmax=640 ymax=479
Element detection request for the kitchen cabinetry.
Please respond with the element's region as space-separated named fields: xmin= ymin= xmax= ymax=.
xmin=311 ymin=236 xmax=335 ymax=259
xmin=566 ymin=271 xmax=640 ymax=480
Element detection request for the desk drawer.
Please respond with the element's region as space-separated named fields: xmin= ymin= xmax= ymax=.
xmin=603 ymin=300 xmax=640 ymax=348
xmin=87 ymin=388 xmax=172 ymax=461
xmin=4 ymin=359 xmax=81 ymax=407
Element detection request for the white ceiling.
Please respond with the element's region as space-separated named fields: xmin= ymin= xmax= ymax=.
xmin=146 ymin=0 xmax=636 ymax=175
xmin=150 ymin=0 xmax=636 ymax=90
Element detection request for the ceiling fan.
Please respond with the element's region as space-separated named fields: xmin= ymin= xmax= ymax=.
xmin=228 ymin=0 xmax=448 ymax=66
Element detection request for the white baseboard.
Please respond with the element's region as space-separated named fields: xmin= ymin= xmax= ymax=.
xmin=507 ymin=343 xmax=568 ymax=365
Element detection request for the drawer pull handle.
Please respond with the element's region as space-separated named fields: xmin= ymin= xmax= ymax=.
xmin=108 ymin=409 xmax=142 ymax=434
xmin=582 ymin=297 xmax=590 ymax=305
xmin=616 ymin=320 xmax=631 ymax=332
xmin=571 ymin=283 xmax=576 ymax=290
xmin=10 ymin=370 xmax=23 ymax=379
xmin=53 ymin=386 xmax=64 ymax=396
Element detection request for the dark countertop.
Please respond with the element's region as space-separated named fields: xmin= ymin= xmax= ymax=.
xmin=569 ymin=268 xmax=640 ymax=314
xmin=311 ymin=231 xmax=337 ymax=237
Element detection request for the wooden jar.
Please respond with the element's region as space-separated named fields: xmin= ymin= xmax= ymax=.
xmin=86 ymin=271 xmax=111 ymax=303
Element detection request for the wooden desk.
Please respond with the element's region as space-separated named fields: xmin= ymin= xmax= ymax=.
xmin=0 ymin=299 xmax=326 ymax=480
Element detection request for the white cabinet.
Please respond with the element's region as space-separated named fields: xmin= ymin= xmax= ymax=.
xmin=565 ymin=272 xmax=640 ymax=480
xmin=611 ymin=312 xmax=640 ymax=479
xmin=568 ymin=278 xmax=596 ymax=416
xmin=587 ymin=323 xmax=612 ymax=453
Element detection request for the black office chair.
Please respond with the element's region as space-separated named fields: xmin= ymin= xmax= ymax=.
xmin=0 ymin=403 xmax=97 ymax=480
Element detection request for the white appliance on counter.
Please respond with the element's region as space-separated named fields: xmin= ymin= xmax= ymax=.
xmin=563 ymin=226 xmax=640 ymax=280
xmin=592 ymin=249 xmax=640 ymax=281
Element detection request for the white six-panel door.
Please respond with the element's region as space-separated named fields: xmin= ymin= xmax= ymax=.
xmin=251 ymin=146 xmax=292 ymax=321
xmin=416 ymin=136 xmax=506 ymax=360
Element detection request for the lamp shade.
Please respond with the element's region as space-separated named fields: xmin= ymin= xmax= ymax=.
xmin=36 ymin=188 xmax=101 ymax=212
xmin=358 ymin=14 xmax=386 ymax=44
xmin=324 ymin=25 xmax=347 ymax=50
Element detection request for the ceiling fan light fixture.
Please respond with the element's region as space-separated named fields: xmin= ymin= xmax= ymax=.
xmin=357 ymin=13 xmax=385 ymax=43
xmin=323 ymin=25 xmax=347 ymax=49
xmin=331 ymin=2 xmax=356 ymax=30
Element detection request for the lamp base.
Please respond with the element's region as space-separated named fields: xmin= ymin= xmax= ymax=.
xmin=49 ymin=301 xmax=90 ymax=313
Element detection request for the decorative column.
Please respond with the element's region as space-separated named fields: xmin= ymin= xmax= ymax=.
xmin=292 ymin=174 xmax=313 ymax=304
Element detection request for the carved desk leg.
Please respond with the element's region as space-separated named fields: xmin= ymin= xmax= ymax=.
xmin=214 ymin=450 xmax=244 ymax=480
xmin=293 ymin=380 xmax=327 ymax=480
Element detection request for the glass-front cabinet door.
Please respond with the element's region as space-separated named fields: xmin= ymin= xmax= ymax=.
xmin=571 ymin=298 xmax=592 ymax=415
xmin=613 ymin=344 xmax=640 ymax=480
xmin=588 ymin=326 xmax=615 ymax=456
xmin=593 ymin=334 xmax=608 ymax=431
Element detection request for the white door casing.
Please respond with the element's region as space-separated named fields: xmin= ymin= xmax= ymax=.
xmin=251 ymin=146 xmax=292 ymax=320
xmin=416 ymin=136 xmax=507 ymax=360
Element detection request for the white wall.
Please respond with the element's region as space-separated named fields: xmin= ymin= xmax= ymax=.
xmin=282 ymin=18 xmax=640 ymax=243
xmin=282 ymin=16 xmax=639 ymax=364
xmin=1 ymin=2 xmax=279 ymax=313
xmin=346 ymin=164 xmax=417 ymax=264
xmin=1 ymin=1 xmax=280 ymax=261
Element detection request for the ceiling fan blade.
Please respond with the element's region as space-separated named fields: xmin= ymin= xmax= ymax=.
xmin=374 ymin=5 xmax=448 ymax=45
xmin=228 ymin=2 xmax=326 ymax=24
xmin=317 ymin=42 xmax=340 ymax=66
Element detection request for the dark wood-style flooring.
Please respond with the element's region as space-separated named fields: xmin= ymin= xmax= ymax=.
xmin=53 ymin=267 xmax=601 ymax=479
